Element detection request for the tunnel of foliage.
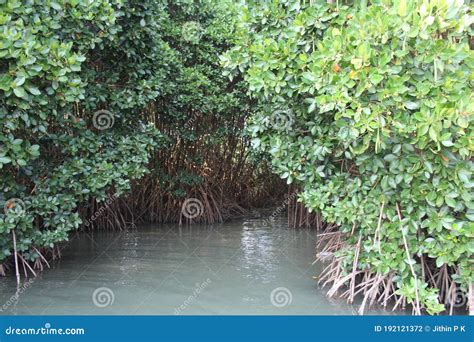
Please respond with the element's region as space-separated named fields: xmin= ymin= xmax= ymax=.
xmin=222 ymin=0 xmax=473 ymax=314
xmin=0 ymin=0 xmax=283 ymax=278
xmin=0 ymin=0 xmax=472 ymax=316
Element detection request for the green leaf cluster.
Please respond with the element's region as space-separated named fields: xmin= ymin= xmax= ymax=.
xmin=0 ymin=0 xmax=162 ymax=262
xmin=223 ymin=0 xmax=473 ymax=314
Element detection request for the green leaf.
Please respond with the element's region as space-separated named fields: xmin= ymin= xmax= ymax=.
xmin=428 ymin=126 xmax=437 ymax=142
xmin=13 ymin=87 xmax=26 ymax=98
xmin=27 ymin=86 xmax=41 ymax=95
xmin=397 ymin=0 xmax=408 ymax=17
xmin=0 ymin=74 xmax=12 ymax=91
xmin=444 ymin=196 xmax=456 ymax=208
xmin=50 ymin=2 xmax=61 ymax=10
xmin=14 ymin=75 xmax=25 ymax=87
xmin=351 ymin=58 xmax=363 ymax=70
xmin=0 ymin=157 xmax=11 ymax=164
xmin=369 ymin=73 xmax=383 ymax=85
xmin=405 ymin=101 xmax=419 ymax=110
xmin=16 ymin=159 xmax=27 ymax=166
xmin=436 ymin=256 xmax=446 ymax=268
xmin=458 ymin=169 xmax=470 ymax=183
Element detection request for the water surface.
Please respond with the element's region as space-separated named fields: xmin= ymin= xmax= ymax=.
xmin=0 ymin=218 xmax=393 ymax=315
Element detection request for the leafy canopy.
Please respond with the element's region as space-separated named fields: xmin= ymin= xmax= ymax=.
xmin=222 ymin=0 xmax=473 ymax=314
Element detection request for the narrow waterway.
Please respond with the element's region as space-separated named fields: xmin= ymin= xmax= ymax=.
xmin=0 ymin=218 xmax=396 ymax=315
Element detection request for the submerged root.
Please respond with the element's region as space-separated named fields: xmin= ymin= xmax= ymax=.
xmin=3 ymin=238 xmax=59 ymax=283
xmin=315 ymin=223 xmax=470 ymax=315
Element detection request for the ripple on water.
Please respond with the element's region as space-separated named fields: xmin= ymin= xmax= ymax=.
xmin=0 ymin=219 xmax=403 ymax=315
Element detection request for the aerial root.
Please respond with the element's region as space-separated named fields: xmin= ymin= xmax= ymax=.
xmin=315 ymin=222 xmax=470 ymax=314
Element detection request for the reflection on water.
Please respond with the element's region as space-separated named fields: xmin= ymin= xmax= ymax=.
xmin=0 ymin=218 xmax=397 ymax=315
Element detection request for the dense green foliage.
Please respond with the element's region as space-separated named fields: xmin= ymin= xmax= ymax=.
xmin=120 ymin=0 xmax=271 ymax=223
xmin=0 ymin=0 xmax=165 ymax=266
xmin=0 ymin=0 xmax=160 ymax=266
xmin=0 ymin=0 xmax=270 ymax=274
xmin=223 ymin=0 xmax=473 ymax=313
xmin=1 ymin=0 xmax=471 ymax=316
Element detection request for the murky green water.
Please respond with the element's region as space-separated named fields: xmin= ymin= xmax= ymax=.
xmin=0 ymin=218 xmax=396 ymax=315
